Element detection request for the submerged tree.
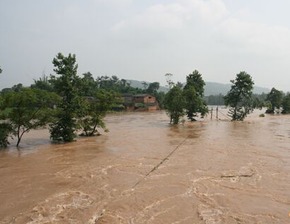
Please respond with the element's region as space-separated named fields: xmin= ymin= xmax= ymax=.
xmin=164 ymin=85 xmax=186 ymax=124
xmin=49 ymin=53 xmax=81 ymax=142
xmin=183 ymin=70 xmax=208 ymax=121
xmin=163 ymin=71 xmax=208 ymax=124
xmin=282 ymin=94 xmax=290 ymax=114
xmin=265 ymin=88 xmax=283 ymax=114
xmin=0 ymin=92 xmax=11 ymax=148
xmin=252 ymin=93 xmax=267 ymax=110
xmin=0 ymin=88 xmax=59 ymax=147
xmin=78 ymin=90 xmax=115 ymax=136
xmin=224 ymin=71 xmax=255 ymax=121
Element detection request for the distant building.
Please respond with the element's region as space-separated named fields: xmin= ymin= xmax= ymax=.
xmin=121 ymin=94 xmax=159 ymax=111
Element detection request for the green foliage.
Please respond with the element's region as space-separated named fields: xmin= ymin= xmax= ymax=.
xmin=155 ymin=91 xmax=166 ymax=109
xmin=50 ymin=112 xmax=77 ymax=142
xmin=224 ymin=71 xmax=255 ymax=121
xmin=0 ymin=123 xmax=12 ymax=148
xmin=49 ymin=53 xmax=81 ymax=142
xmin=77 ymin=73 xmax=117 ymax=136
xmin=265 ymin=88 xmax=284 ymax=114
xmin=0 ymin=88 xmax=59 ymax=147
xmin=79 ymin=72 xmax=98 ymax=96
xmin=183 ymin=87 xmax=208 ymax=121
xmin=164 ymin=71 xmax=208 ymax=124
xmin=252 ymin=93 xmax=267 ymax=109
xmin=184 ymin=70 xmax=205 ymax=96
xmin=164 ymin=85 xmax=186 ymax=124
xmin=146 ymin=82 xmax=160 ymax=95
xmin=96 ymin=75 xmax=119 ymax=90
xmin=282 ymin=94 xmax=290 ymax=114
xmin=183 ymin=70 xmax=208 ymax=121
xmin=141 ymin=81 xmax=148 ymax=90
xmin=31 ymin=75 xmax=54 ymax=92
xmin=11 ymin=83 xmax=23 ymax=92
xmin=78 ymin=90 xmax=116 ymax=136
xmin=96 ymin=75 xmax=142 ymax=94
xmin=0 ymin=95 xmax=10 ymax=148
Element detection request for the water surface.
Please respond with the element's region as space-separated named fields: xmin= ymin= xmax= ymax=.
xmin=0 ymin=111 xmax=289 ymax=223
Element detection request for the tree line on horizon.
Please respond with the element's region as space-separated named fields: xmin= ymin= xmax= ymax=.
xmin=1 ymin=54 xmax=290 ymax=148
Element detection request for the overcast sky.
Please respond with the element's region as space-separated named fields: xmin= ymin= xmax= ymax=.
xmin=1 ymin=0 xmax=290 ymax=91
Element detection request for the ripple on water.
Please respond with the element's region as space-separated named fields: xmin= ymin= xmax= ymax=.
xmin=1 ymin=111 xmax=290 ymax=223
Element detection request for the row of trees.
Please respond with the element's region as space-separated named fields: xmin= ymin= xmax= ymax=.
xmin=1 ymin=56 xmax=290 ymax=147
xmin=205 ymin=88 xmax=290 ymax=114
xmin=163 ymin=71 xmax=256 ymax=124
xmin=205 ymin=88 xmax=290 ymax=115
xmin=265 ymin=88 xmax=290 ymax=114
xmin=0 ymin=53 xmax=167 ymax=148
xmin=163 ymin=70 xmax=290 ymax=124
xmin=0 ymin=54 xmax=133 ymax=147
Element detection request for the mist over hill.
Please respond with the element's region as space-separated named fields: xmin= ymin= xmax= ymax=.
xmin=126 ymin=80 xmax=270 ymax=96
xmin=205 ymin=82 xmax=270 ymax=95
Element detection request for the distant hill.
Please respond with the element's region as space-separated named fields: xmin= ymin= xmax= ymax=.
xmin=126 ymin=80 xmax=270 ymax=96
xmin=204 ymin=82 xmax=270 ymax=96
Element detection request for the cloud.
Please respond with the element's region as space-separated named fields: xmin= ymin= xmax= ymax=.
xmin=107 ymin=0 xmax=290 ymax=88
xmin=216 ymin=16 xmax=290 ymax=57
xmin=184 ymin=0 xmax=228 ymax=23
xmin=112 ymin=3 xmax=187 ymax=32
xmin=112 ymin=0 xmax=228 ymax=32
xmin=92 ymin=0 xmax=132 ymax=7
xmin=110 ymin=0 xmax=229 ymax=51
xmin=1 ymin=0 xmax=290 ymax=91
xmin=110 ymin=0 xmax=290 ymax=58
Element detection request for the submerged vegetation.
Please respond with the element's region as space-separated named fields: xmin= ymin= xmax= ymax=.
xmin=0 ymin=53 xmax=164 ymax=147
xmin=163 ymin=70 xmax=208 ymax=124
xmin=1 ymin=53 xmax=290 ymax=148
xmin=0 ymin=88 xmax=59 ymax=147
xmin=224 ymin=72 xmax=255 ymax=121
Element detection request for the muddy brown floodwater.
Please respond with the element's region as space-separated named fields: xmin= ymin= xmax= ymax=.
xmin=0 ymin=110 xmax=290 ymax=224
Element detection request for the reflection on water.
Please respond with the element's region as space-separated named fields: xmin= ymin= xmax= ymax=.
xmin=0 ymin=110 xmax=290 ymax=223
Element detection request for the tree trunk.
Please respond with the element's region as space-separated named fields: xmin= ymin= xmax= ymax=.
xmin=16 ymin=127 xmax=26 ymax=147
